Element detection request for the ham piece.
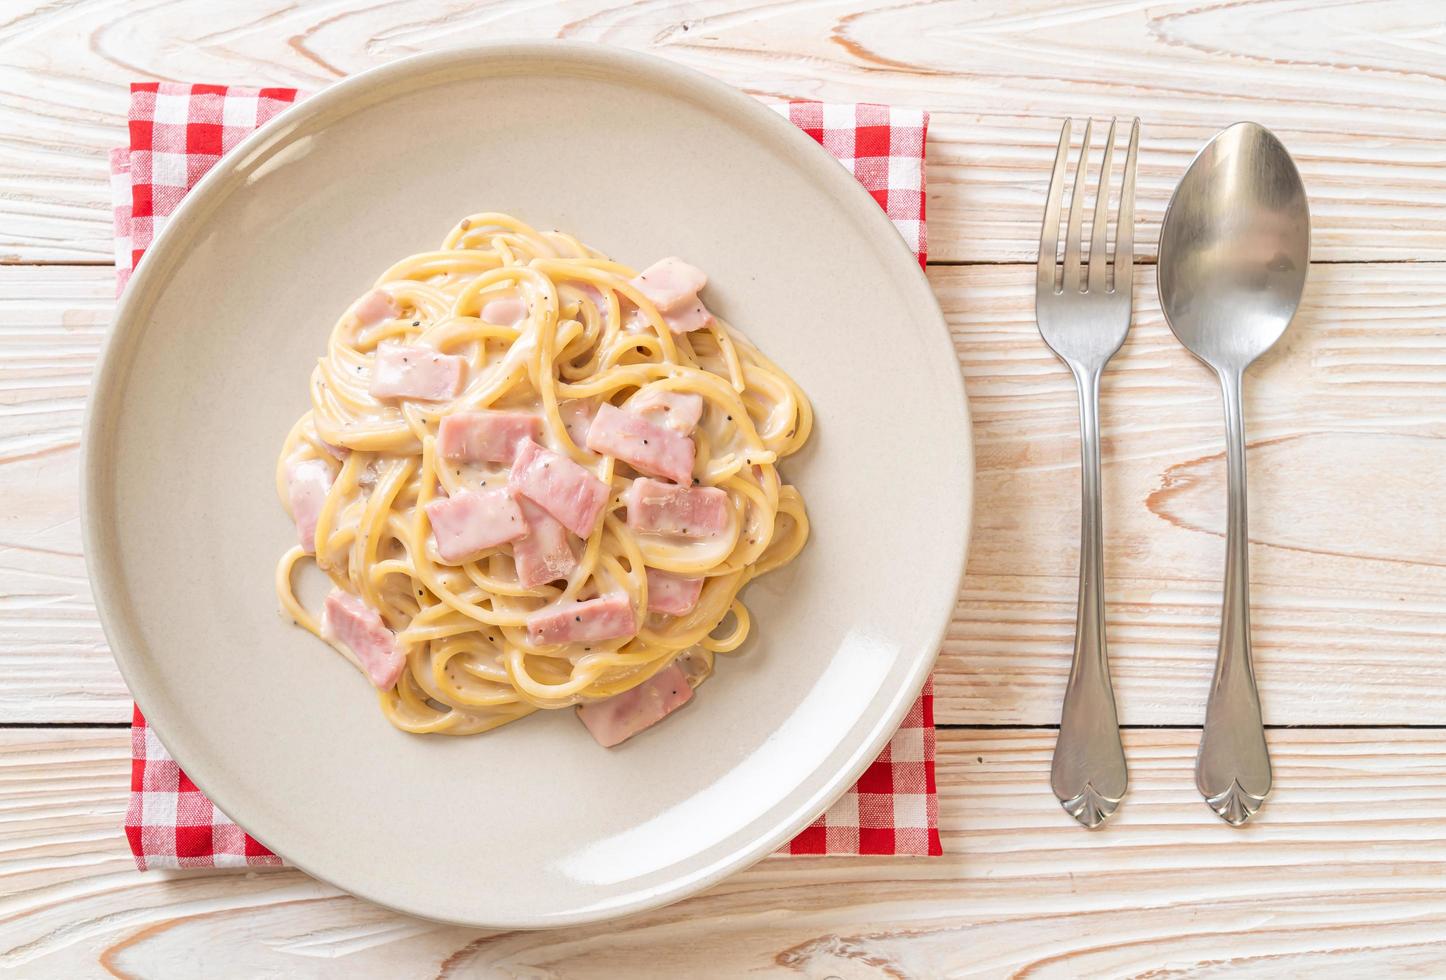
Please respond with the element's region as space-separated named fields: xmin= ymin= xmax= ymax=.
xmin=628 ymin=257 xmax=715 ymax=334
xmin=508 ymin=439 xmax=611 ymax=538
xmin=512 ymin=496 xmax=578 ymax=588
xmin=321 ymin=590 xmax=406 ymax=690
xmin=351 ymin=289 xmax=398 ymax=328
xmin=627 ymin=389 xmax=703 ymax=436
xmin=646 ymin=568 xmax=704 ymax=616
xmin=586 ymin=403 xmax=695 ymax=485
xmin=526 ymin=593 xmax=636 ymax=646
xmin=369 ymin=343 xmax=465 ymax=401
xmin=425 ymin=488 xmax=528 ymax=563
xmin=480 ymin=294 xmax=527 ymax=326
xmin=436 ymin=411 xmax=541 ymax=464
xmin=286 ymin=459 xmax=332 ymax=554
xmin=577 ymin=663 xmax=694 ymax=747
xmin=625 ymin=478 xmax=730 ymax=538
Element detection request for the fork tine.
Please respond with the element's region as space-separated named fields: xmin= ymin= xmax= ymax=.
xmin=1087 ymin=118 xmax=1118 ymax=294
xmin=1112 ymin=118 xmax=1140 ymax=295
xmin=1037 ymin=118 xmax=1071 ymax=295
xmin=1061 ymin=118 xmax=1092 ymax=293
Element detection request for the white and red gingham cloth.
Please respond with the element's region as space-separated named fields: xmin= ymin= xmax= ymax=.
xmin=112 ymin=83 xmax=939 ymax=868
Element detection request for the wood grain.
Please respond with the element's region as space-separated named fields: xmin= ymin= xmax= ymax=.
xmin=4 ymin=262 xmax=1442 ymax=725
xmin=0 ymin=267 xmax=121 ymax=721
xmin=4 ymin=0 xmax=1446 ymax=263
xmin=3 ymin=728 xmax=1446 ymax=976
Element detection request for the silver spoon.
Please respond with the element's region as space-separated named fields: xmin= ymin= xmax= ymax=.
xmin=1157 ymin=122 xmax=1310 ymax=825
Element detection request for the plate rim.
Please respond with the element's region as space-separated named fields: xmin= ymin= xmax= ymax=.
xmin=82 ymin=40 xmax=973 ymax=928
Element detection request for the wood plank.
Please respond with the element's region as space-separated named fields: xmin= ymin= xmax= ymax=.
xmin=4 ymin=0 xmax=1446 ymax=262
xmin=3 ymin=262 xmax=1442 ymax=724
xmin=0 ymin=267 xmax=120 ymax=721
xmin=3 ymin=728 xmax=1446 ymax=975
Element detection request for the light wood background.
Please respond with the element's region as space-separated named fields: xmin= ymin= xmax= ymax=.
xmin=2 ymin=1 xmax=1444 ymax=975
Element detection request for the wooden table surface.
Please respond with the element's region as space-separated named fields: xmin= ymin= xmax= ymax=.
xmin=4 ymin=1 xmax=1445 ymax=975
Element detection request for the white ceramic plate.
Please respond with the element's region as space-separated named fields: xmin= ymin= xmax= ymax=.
xmin=84 ymin=43 xmax=971 ymax=928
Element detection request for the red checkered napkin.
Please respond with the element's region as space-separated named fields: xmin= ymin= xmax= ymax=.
xmin=113 ymin=83 xmax=939 ymax=869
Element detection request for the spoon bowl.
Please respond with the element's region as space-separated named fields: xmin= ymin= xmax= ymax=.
xmin=1158 ymin=122 xmax=1310 ymax=371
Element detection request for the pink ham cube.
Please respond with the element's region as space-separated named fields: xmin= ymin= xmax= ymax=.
xmin=436 ymin=411 xmax=541 ymax=464
xmin=480 ymin=293 xmax=527 ymax=326
xmin=558 ymin=399 xmax=597 ymax=447
xmin=586 ymin=403 xmax=695 ymax=485
xmin=577 ymin=663 xmax=694 ymax=747
xmin=322 ymin=589 xmax=405 ymax=690
xmin=661 ymin=299 xmax=714 ymax=334
xmin=626 ymin=478 xmax=730 ymax=538
xmin=508 ymin=439 xmax=611 ymax=538
xmin=526 ymin=593 xmax=636 ymax=646
xmin=425 ymin=488 xmax=528 ymax=563
xmin=629 ymin=258 xmax=707 ymax=311
xmin=286 ymin=459 xmax=332 ymax=554
xmin=513 ymin=497 xmax=578 ymax=588
xmin=369 ymin=343 xmax=466 ymax=401
xmin=628 ymin=388 xmax=704 ymax=435
xmin=646 ymin=568 xmax=704 ymax=616
xmin=628 ymin=258 xmax=714 ymax=334
xmin=351 ymin=289 xmax=398 ymax=328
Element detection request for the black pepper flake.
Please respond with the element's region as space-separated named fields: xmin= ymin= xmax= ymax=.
xmin=575 ymin=615 xmax=581 ymax=622
xmin=412 ymin=320 xmax=421 ymax=327
xmin=642 ymin=438 xmax=648 ymax=445
xmin=726 ymin=415 xmax=733 ymax=421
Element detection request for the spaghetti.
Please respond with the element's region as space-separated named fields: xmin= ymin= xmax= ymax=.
xmin=275 ymin=213 xmax=811 ymax=740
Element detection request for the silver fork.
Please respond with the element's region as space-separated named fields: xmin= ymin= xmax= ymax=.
xmin=1036 ymin=117 xmax=1140 ymax=828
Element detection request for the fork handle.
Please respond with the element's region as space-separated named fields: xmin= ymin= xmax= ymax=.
xmin=1050 ymin=366 xmax=1127 ymax=828
xmin=1196 ymin=368 xmax=1272 ymax=825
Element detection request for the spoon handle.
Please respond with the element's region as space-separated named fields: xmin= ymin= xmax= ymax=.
xmin=1197 ymin=369 xmax=1273 ymax=824
xmin=1051 ymin=366 xmax=1127 ymax=828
